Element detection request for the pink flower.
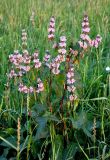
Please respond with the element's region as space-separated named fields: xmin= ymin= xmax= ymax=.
xmin=48 ymin=34 xmax=54 ymax=40
xmin=52 ymin=62 xmax=60 ymax=68
xmin=67 ymin=86 xmax=76 ymax=92
xmin=35 ymin=61 xmax=42 ymax=68
xmin=69 ymin=95 xmax=77 ymax=101
xmin=50 ymin=22 xmax=55 ymax=27
xmin=18 ymin=83 xmax=29 ymax=93
xmin=69 ymin=95 xmax=74 ymax=101
xmin=33 ymin=52 xmax=39 ymax=58
xmin=67 ymin=72 xmax=74 ymax=78
xmin=58 ymin=48 xmax=66 ymax=55
xmin=59 ymin=42 xmax=66 ymax=48
xmin=29 ymin=86 xmax=34 ymax=93
xmin=90 ymin=40 xmax=99 ymax=48
xmin=96 ymin=34 xmax=102 ymax=43
xmin=36 ymin=78 xmax=44 ymax=93
xmin=18 ymin=83 xmax=24 ymax=92
xmin=60 ymin=36 xmax=66 ymax=42
xmin=52 ymin=68 xmax=60 ymax=75
xmin=82 ymin=22 xmax=89 ymax=27
xmin=78 ymin=41 xmax=88 ymax=49
xmin=43 ymin=54 xmax=51 ymax=62
xmin=21 ymin=65 xmax=31 ymax=72
xmin=7 ymin=69 xmax=17 ymax=79
xmin=48 ymin=28 xmax=55 ymax=32
xmin=67 ymin=78 xmax=75 ymax=84
xmin=23 ymin=86 xmax=29 ymax=93
xmin=80 ymin=34 xmax=91 ymax=42
xmin=82 ymin=27 xmax=90 ymax=33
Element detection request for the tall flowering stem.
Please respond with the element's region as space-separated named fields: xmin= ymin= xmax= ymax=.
xmin=79 ymin=14 xmax=102 ymax=53
xmin=48 ymin=16 xmax=55 ymax=41
xmin=79 ymin=14 xmax=91 ymax=50
xmin=67 ymin=65 xmax=77 ymax=102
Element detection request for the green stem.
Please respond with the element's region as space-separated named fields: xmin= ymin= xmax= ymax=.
xmin=50 ymin=123 xmax=56 ymax=160
xmin=27 ymin=93 xmax=30 ymax=159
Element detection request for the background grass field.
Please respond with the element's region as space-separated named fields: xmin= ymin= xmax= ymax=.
xmin=0 ymin=0 xmax=110 ymax=159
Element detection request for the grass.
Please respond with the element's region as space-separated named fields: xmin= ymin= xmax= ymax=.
xmin=0 ymin=0 xmax=110 ymax=159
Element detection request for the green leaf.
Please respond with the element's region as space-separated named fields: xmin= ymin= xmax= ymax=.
xmin=35 ymin=117 xmax=48 ymax=140
xmin=71 ymin=111 xmax=87 ymax=129
xmin=54 ymin=135 xmax=63 ymax=160
xmin=32 ymin=103 xmax=47 ymax=117
xmin=0 ymin=136 xmax=17 ymax=151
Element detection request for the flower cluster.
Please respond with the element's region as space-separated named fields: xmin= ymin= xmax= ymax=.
xmin=22 ymin=29 xmax=27 ymax=49
xmin=8 ymin=15 xmax=102 ymax=105
xmin=8 ymin=50 xmax=32 ymax=78
xmin=51 ymin=56 xmax=61 ymax=74
xmin=20 ymin=50 xmax=31 ymax=72
xmin=45 ymin=36 xmax=67 ymax=74
xmin=44 ymin=54 xmax=61 ymax=74
xmin=58 ymin=36 xmax=67 ymax=62
xmin=8 ymin=49 xmax=43 ymax=79
xmin=18 ymin=83 xmax=34 ymax=93
xmin=90 ymin=34 xmax=102 ymax=48
xmin=48 ymin=16 xmax=55 ymax=40
xmin=33 ymin=50 xmax=42 ymax=69
xmin=23 ymin=50 xmax=31 ymax=64
xmin=7 ymin=69 xmax=17 ymax=79
xmin=9 ymin=50 xmax=23 ymax=67
xmin=79 ymin=14 xmax=102 ymax=50
xmin=8 ymin=51 xmax=23 ymax=78
xmin=67 ymin=66 xmax=77 ymax=101
xmin=82 ymin=14 xmax=90 ymax=34
xmin=18 ymin=78 xmax=44 ymax=94
xmin=36 ymin=78 xmax=44 ymax=93
xmin=43 ymin=53 xmax=51 ymax=62
xmin=79 ymin=14 xmax=91 ymax=50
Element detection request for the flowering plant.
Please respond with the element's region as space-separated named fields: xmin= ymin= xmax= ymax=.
xmin=5 ymin=14 xmax=102 ymax=159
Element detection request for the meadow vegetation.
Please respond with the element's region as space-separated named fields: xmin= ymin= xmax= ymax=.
xmin=0 ymin=0 xmax=110 ymax=159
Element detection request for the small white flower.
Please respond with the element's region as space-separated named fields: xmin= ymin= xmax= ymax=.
xmin=106 ymin=67 xmax=110 ymax=72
